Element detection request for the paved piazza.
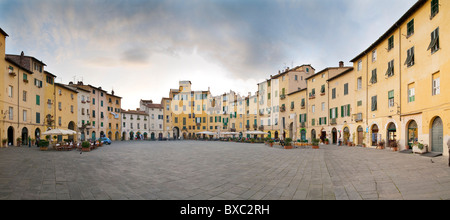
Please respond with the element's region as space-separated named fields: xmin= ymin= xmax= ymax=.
xmin=1 ymin=141 xmax=450 ymax=200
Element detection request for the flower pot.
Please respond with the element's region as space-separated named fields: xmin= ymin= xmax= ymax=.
xmin=40 ymin=146 xmax=48 ymax=151
xmin=284 ymin=145 xmax=293 ymax=149
xmin=269 ymin=143 xmax=273 ymax=147
xmin=312 ymin=145 xmax=319 ymax=149
xmin=392 ymin=147 xmax=398 ymax=152
xmin=82 ymin=148 xmax=91 ymax=152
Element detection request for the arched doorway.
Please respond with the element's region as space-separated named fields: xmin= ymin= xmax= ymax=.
xmin=431 ymin=117 xmax=443 ymax=153
xmin=407 ymin=120 xmax=418 ymax=148
xmin=100 ymin=131 xmax=105 ymax=138
xmin=274 ymin=131 xmax=279 ymax=139
xmin=158 ymin=133 xmax=163 ymax=140
xmin=343 ymin=127 xmax=350 ymax=145
xmin=7 ymin=126 xmax=14 ymax=146
xmin=92 ymin=131 xmax=96 ymax=141
xmin=357 ymin=126 xmax=364 ymax=145
xmin=311 ymin=129 xmax=316 ymax=141
xmin=108 ymin=131 xmax=112 ymax=140
xmin=173 ymin=127 xmax=180 ymax=140
xmin=68 ymin=121 xmax=75 ymax=141
xmin=81 ymin=131 xmax=85 ymax=141
xmin=129 ymin=132 xmax=134 ymax=140
xmin=331 ymin=128 xmax=337 ymax=144
xmin=151 ymin=132 xmax=155 ymax=140
xmin=371 ymin=124 xmax=379 ymax=146
xmin=115 ymin=132 xmax=119 ymax=141
xmin=387 ymin=123 xmax=397 ymax=148
xmin=35 ymin=128 xmax=41 ymax=141
xmin=21 ymin=127 xmax=29 ymax=145
xmin=122 ymin=132 xmax=126 ymax=140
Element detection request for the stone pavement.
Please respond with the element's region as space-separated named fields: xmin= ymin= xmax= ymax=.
xmin=1 ymin=141 xmax=450 ymax=200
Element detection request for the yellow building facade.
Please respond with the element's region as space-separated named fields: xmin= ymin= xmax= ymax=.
xmin=2 ymin=53 xmax=47 ymax=146
xmin=350 ymin=0 xmax=450 ymax=155
xmin=54 ymin=83 xmax=78 ymax=141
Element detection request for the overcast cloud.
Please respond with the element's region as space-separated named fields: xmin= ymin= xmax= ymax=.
xmin=0 ymin=0 xmax=417 ymax=109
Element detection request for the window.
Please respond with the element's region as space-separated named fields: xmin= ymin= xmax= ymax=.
xmin=432 ymin=73 xmax=440 ymax=96
xmin=344 ymin=83 xmax=349 ymax=95
xmin=431 ymin=0 xmax=439 ymax=18
xmin=23 ymin=110 xmax=27 ymax=122
xmin=371 ymin=96 xmax=377 ymax=111
xmin=332 ymin=88 xmax=336 ymax=99
xmin=9 ymin=107 xmax=13 ymax=120
xmin=357 ymin=60 xmax=362 ymax=71
xmin=8 ymin=86 xmax=12 ymax=97
xmin=36 ymin=112 xmax=40 ymax=124
xmin=36 ymin=95 xmax=40 ymax=105
xmin=370 ymin=69 xmax=377 ymax=84
xmin=388 ymin=35 xmax=394 ymax=51
xmin=428 ymin=27 xmax=439 ymax=54
xmin=58 ymin=102 xmax=62 ymax=110
xmin=372 ymin=50 xmax=377 ymax=62
xmin=321 ymin=102 xmax=325 ymax=111
xmin=407 ymin=19 xmax=414 ymax=37
xmin=330 ymin=108 xmax=337 ymax=119
xmin=357 ymin=100 xmax=362 ymax=107
xmin=388 ymin=90 xmax=394 ymax=108
xmin=341 ymin=105 xmax=350 ymax=117
xmin=386 ymin=60 xmax=394 ymax=77
xmin=408 ymin=84 xmax=415 ymax=103
xmin=405 ymin=47 xmax=415 ymax=67
xmin=312 ymin=105 xmax=315 ymax=113
xmin=357 ymin=77 xmax=362 ymax=90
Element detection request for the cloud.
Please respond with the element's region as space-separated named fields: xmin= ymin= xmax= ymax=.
xmin=0 ymin=0 xmax=418 ymax=109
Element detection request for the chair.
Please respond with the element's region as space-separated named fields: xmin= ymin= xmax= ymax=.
xmin=55 ymin=143 xmax=63 ymax=151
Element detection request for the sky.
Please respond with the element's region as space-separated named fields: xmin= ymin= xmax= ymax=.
xmin=0 ymin=0 xmax=417 ymax=110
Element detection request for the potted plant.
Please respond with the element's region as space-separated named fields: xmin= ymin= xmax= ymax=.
xmin=390 ymin=140 xmax=399 ymax=151
xmin=284 ymin=138 xmax=293 ymax=149
xmin=82 ymin=141 xmax=91 ymax=152
xmin=412 ymin=142 xmax=427 ymax=154
xmin=378 ymin=139 xmax=385 ymax=149
xmin=312 ymin=139 xmax=320 ymax=149
xmin=268 ymin=139 xmax=274 ymax=147
xmin=324 ymin=138 xmax=329 ymax=145
xmin=2 ymin=139 xmax=7 ymax=147
xmin=16 ymin=138 xmax=22 ymax=147
xmin=38 ymin=140 xmax=49 ymax=151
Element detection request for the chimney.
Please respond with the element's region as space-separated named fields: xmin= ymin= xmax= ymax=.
xmin=339 ymin=61 xmax=344 ymax=68
xmin=111 ymin=90 xmax=115 ymax=95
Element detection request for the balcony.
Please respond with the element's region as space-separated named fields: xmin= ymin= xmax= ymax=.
xmin=280 ymin=105 xmax=286 ymax=112
xmin=354 ymin=113 xmax=363 ymax=122
xmin=300 ymin=122 xmax=306 ymax=128
xmin=330 ymin=118 xmax=337 ymax=125
xmin=259 ymin=125 xmax=264 ymax=131
xmin=280 ymin=94 xmax=286 ymax=100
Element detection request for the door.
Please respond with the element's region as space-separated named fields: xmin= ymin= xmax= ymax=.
xmin=431 ymin=117 xmax=443 ymax=153
xmin=301 ymin=130 xmax=306 ymax=142
xmin=357 ymin=126 xmax=363 ymax=145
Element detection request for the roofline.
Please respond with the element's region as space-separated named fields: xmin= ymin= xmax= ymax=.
xmin=304 ymin=66 xmax=352 ymax=80
xmin=326 ymin=68 xmax=354 ymax=82
xmin=5 ymin=57 xmax=33 ymax=74
xmin=0 ymin=28 xmax=8 ymax=37
xmin=5 ymin=54 xmax=47 ymax=66
xmin=350 ymin=0 xmax=427 ymax=63
xmin=287 ymin=88 xmax=307 ymax=96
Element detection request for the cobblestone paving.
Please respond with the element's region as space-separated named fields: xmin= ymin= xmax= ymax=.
xmin=1 ymin=141 xmax=450 ymax=200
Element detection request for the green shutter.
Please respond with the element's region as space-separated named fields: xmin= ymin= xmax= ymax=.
xmin=341 ymin=106 xmax=344 ymax=118
xmin=330 ymin=109 xmax=332 ymax=119
xmin=347 ymin=104 xmax=350 ymax=116
xmin=36 ymin=95 xmax=40 ymax=105
xmin=324 ymin=117 xmax=326 ymax=125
